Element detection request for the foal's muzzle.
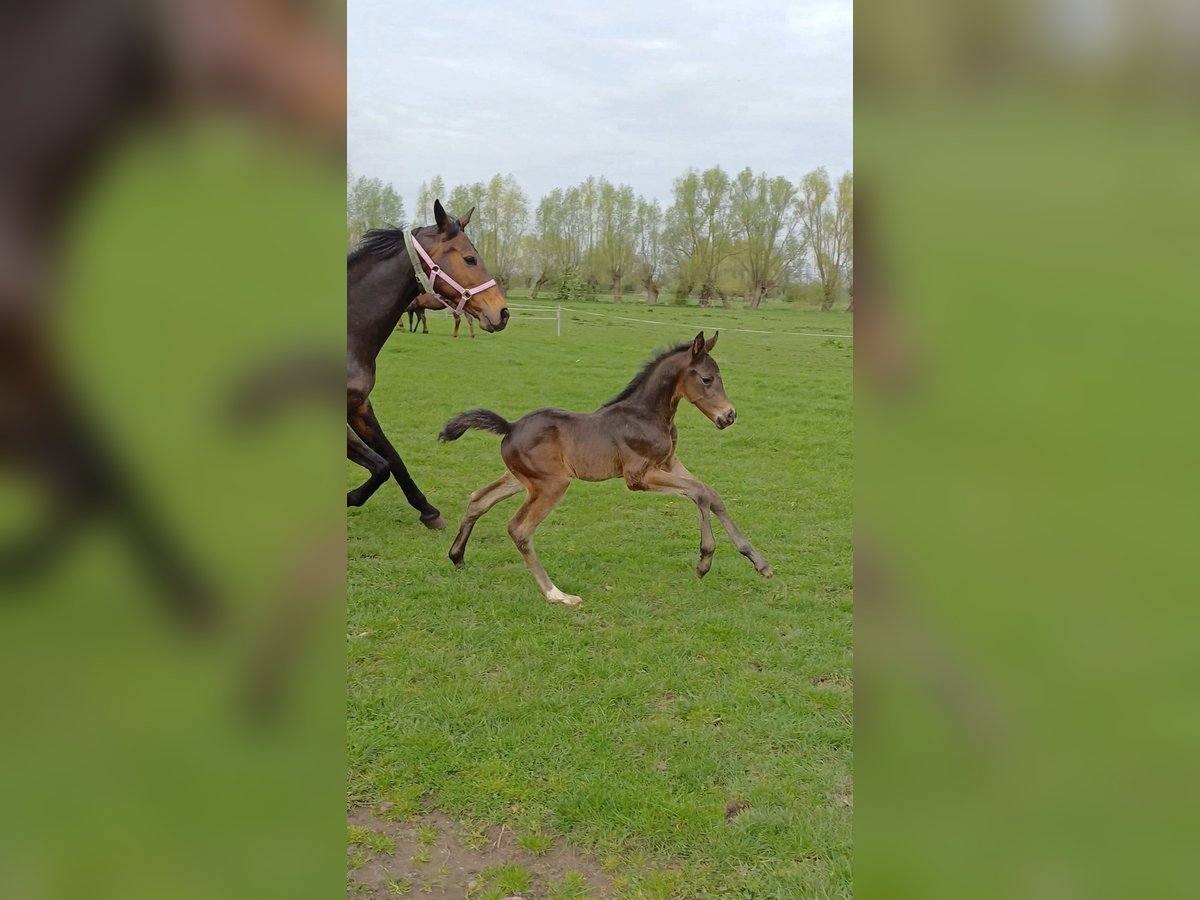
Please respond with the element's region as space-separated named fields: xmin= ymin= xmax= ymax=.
xmin=715 ymin=408 xmax=737 ymax=430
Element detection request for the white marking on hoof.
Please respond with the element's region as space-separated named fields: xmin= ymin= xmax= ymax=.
xmin=546 ymin=587 xmax=583 ymax=607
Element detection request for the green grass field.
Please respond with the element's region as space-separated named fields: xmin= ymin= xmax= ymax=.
xmin=348 ymin=299 xmax=853 ymax=898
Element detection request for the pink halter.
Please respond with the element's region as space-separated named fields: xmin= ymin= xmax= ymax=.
xmin=407 ymin=229 xmax=497 ymax=316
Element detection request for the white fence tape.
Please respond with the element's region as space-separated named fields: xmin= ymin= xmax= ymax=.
xmin=560 ymin=305 xmax=852 ymax=339
xmin=439 ymin=303 xmax=850 ymax=340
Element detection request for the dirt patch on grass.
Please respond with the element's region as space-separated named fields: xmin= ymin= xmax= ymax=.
xmin=348 ymin=807 xmax=613 ymax=899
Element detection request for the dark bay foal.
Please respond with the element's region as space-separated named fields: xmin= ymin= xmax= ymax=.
xmin=439 ymin=331 xmax=772 ymax=606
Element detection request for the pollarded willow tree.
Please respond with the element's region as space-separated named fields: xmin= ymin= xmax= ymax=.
xmin=531 ymin=188 xmax=585 ymax=298
xmin=634 ymin=197 xmax=665 ymax=305
xmin=443 ymin=175 xmax=528 ymax=291
xmin=730 ymin=168 xmax=802 ymax=309
xmin=415 ymin=175 xmax=447 ymax=223
xmin=798 ymin=167 xmax=853 ymax=311
xmin=590 ymin=180 xmax=638 ymax=302
xmin=665 ymin=166 xmax=737 ymax=306
xmin=346 ymin=170 xmax=405 ymax=247
xmin=837 ymin=172 xmax=854 ymax=312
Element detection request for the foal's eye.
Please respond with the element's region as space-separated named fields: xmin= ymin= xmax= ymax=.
xmin=463 ymin=256 xmax=477 ymax=266
xmin=701 ymin=375 xmax=714 ymax=387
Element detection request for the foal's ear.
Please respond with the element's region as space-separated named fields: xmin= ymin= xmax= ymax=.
xmin=458 ymin=206 xmax=474 ymax=229
xmin=705 ymin=331 xmax=719 ymax=352
xmin=434 ymin=198 xmax=452 ymax=232
xmin=691 ymin=331 xmax=706 ymax=358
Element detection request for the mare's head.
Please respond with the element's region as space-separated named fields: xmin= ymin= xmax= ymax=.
xmin=677 ymin=332 xmax=736 ymax=429
xmin=414 ymin=200 xmax=508 ymax=332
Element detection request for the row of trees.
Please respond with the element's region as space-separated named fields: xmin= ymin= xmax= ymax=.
xmin=348 ymin=165 xmax=852 ymax=310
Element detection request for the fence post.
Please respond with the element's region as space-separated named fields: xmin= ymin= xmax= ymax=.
xmin=556 ymin=306 xmax=561 ymax=337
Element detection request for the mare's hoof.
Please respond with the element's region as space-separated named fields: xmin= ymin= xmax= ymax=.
xmin=421 ymin=514 xmax=447 ymax=530
xmin=449 ymin=554 xmax=465 ymax=569
xmin=757 ymin=564 xmax=774 ymax=578
xmin=546 ymin=588 xmax=583 ymax=607
xmin=696 ymin=558 xmax=713 ymax=578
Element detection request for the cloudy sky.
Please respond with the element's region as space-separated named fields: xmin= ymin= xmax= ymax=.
xmin=348 ymin=0 xmax=851 ymax=215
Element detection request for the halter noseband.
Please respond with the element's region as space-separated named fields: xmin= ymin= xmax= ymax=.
xmin=404 ymin=227 xmax=497 ymax=316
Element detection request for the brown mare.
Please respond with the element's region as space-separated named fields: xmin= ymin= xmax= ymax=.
xmin=347 ymin=201 xmax=507 ymax=527
xmin=439 ymin=331 xmax=772 ymax=605
xmin=402 ymin=292 xmax=475 ymax=338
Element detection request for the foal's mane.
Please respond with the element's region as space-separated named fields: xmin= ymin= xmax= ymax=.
xmin=600 ymin=341 xmax=692 ymax=408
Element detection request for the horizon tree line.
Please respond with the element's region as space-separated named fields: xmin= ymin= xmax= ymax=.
xmin=347 ymin=165 xmax=852 ymax=310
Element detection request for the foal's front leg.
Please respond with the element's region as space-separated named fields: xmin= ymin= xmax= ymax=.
xmin=642 ymin=460 xmax=772 ymax=578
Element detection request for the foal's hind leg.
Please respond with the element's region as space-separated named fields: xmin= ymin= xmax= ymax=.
xmin=448 ymin=471 xmax=522 ymax=567
xmin=507 ymin=477 xmax=579 ymax=606
xmin=643 ymin=461 xmax=772 ymax=578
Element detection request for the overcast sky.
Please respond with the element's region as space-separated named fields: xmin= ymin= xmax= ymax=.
xmin=348 ymin=0 xmax=851 ymax=217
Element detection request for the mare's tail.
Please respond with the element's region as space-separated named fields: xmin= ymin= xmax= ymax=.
xmin=439 ymin=409 xmax=512 ymax=442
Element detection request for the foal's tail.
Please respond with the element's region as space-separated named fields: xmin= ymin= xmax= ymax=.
xmin=439 ymin=409 xmax=512 ymax=442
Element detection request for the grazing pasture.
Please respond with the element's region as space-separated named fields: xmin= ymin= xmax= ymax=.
xmin=348 ymin=300 xmax=853 ymax=898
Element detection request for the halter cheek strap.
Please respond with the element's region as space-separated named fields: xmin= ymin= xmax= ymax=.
xmin=403 ymin=227 xmax=497 ymax=316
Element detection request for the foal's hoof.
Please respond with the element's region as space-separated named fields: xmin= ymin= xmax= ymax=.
xmin=546 ymin=588 xmax=583 ymax=607
xmin=421 ymin=513 xmax=447 ymax=530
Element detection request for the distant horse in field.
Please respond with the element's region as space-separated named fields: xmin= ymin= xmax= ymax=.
xmin=401 ymin=292 xmax=475 ymax=338
xmin=439 ymin=331 xmax=772 ymax=605
xmin=347 ymin=200 xmax=508 ymax=527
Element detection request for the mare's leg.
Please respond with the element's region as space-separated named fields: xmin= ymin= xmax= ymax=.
xmin=448 ymin=471 xmax=522 ymax=567
xmin=507 ymin=477 xmax=579 ymax=605
xmin=348 ymin=399 xmax=444 ymax=528
xmin=346 ymin=426 xmax=390 ymax=507
xmin=641 ymin=460 xmax=772 ymax=577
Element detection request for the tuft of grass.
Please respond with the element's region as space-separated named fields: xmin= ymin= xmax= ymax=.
xmin=349 ymin=303 xmax=852 ymax=896
xmin=377 ymin=785 xmax=424 ymax=820
xmin=547 ymin=870 xmax=592 ymax=899
xmin=411 ymin=849 xmax=431 ymax=865
xmin=386 ymin=877 xmax=412 ymax=896
xmin=482 ymin=861 xmax=534 ymax=895
xmin=460 ymin=824 xmax=490 ymax=851
xmin=516 ymin=828 xmax=554 ymax=856
xmin=627 ymin=866 xmax=686 ymax=900
xmin=347 ymin=824 xmax=393 ymax=856
xmin=415 ymin=824 xmax=439 ymax=846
